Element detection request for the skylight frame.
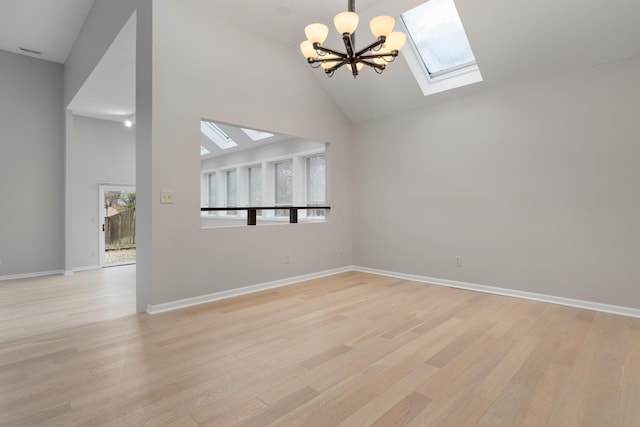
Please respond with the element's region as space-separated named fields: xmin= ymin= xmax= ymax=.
xmin=241 ymin=127 xmax=274 ymax=142
xmin=399 ymin=0 xmax=483 ymax=96
xmin=201 ymin=121 xmax=238 ymax=150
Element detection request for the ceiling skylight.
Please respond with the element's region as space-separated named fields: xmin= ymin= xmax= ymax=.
xmin=200 ymin=146 xmax=210 ymax=156
xmin=402 ymin=0 xmax=476 ymax=76
xmin=400 ymin=0 xmax=482 ymax=95
xmin=201 ymin=121 xmax=238 ymax=150
xmin=241 ymin=127 xmax=274 ymax=142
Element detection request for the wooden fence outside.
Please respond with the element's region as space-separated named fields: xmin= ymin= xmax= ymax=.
xmin=105 ymin=208 xmax=136 ymax=249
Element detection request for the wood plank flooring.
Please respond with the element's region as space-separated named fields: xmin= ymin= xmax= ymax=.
xmin=0 ymin=266 xmax=135 ymax=343
xmin=1 ymin=269 xmax=639 ymax=426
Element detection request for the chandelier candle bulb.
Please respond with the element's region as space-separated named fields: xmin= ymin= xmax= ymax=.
xmin=370 ymin=15 xmax=395 ymax=38
xmin=305 ymin=23 xmax=329 ymax=44
xmin=385 ymin=32 xmax=407 ymax=51
xmin=334 ymin=11 xmax=359 ymax=35
xmin=300 ymin=40 xmax=317 ymax=59
xmin=345 ymin=62 xmax=364 ymax=73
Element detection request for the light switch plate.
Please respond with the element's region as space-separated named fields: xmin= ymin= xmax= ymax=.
xmin=160 ymin=191 xmax=174 ymax=204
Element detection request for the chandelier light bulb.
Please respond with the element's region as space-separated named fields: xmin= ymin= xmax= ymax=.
xmin=370 ymin=15 xmax=395 ymax=38
xmin=345 ymin=62 xmax=364 ymax=73
xmin=334 ymin=11 xmax=359 ymax=35
xmin=300 ymin=40 xmax=317 ymax=59
xmin=385 ymin=32 xmax=407 ymax=52
xmin=304 ymin=23 xmax=329 ymax=45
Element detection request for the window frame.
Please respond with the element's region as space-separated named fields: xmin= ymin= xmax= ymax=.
xmin=399 ymin=0 xmax=482 ymax=96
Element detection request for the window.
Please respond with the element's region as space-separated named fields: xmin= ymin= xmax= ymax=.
xmin=199 ymin=123 xmax=328 ymax=226
xmin=206 ymin=172 xmax=216 ymax=215
xmin=400 ymin=0 xmax=482 ymax=96
xmin=306 ymin=155 xmax=326 ymax=217
xmin=226 ymin=169 xmax=237 ymax=215
xmin=275 ymin=160 xmax=293 ymax=216
xmin=201 ymin=120 xmax=238 ymax=150
xmin=242 ymin=128 xmax=274 ymax=142
xmin=248 ymin=165 xmax=262 ymax=215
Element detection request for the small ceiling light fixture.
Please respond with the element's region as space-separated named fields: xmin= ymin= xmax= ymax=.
xmin=124 ymin=117 xmax=133 ymax=128
xmin=300 ymin=0 xmax=406 ymax=78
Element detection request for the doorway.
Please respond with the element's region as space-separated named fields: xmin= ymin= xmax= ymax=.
xmin=99 ymin=185 xmax=136 ymax=267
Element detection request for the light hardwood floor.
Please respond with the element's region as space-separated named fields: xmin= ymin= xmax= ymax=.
xmin=0 ymin=265 xmax=136 ymax=343
xmin=1 ymin=269 xmax=639 ymax=426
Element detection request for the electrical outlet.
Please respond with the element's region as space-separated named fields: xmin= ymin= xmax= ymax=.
xmin=160 ymin=191 xmax=174 ymax=204
xmin=284 ymin=255 xmax=290 ymax=264
xmin=455 ymin=256 xmax=462 ymax=267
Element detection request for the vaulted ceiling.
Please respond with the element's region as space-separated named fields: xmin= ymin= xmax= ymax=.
xmin=2 ymin=0 xmax=640 ymax=123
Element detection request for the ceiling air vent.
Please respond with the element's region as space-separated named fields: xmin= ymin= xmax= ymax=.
xmin=19 ymin=47 xmax=42 ymax=55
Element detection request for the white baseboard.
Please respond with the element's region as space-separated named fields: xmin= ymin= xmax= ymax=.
xmin=353 ymin=266 xmax=640 ymax=319
xmin=147 ymin=266 xmax=353 ymax=314
xmin=0 ymin=269 xmax=65 ymax=281
xmin=73 ymin=265 xmax=101 ymax=273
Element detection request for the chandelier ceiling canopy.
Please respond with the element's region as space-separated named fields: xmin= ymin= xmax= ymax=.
xmin=300 ymin=0 xmax=407 ymax=78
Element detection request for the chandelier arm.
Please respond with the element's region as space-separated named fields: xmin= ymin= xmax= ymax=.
xmin=354 ymin=37 xmax=386 ymax=57
xmin=359 ymin=59 xmax=386 ymax=71
xmin=326 ymin=61 xmax=349 ymax=74
xmin=309 ymin=57 xmax=348 ymax=65
xmin=313 ymin=44 xmax=348 ymax=59
xmin=358 ymin=51 xmax=398 ymax=61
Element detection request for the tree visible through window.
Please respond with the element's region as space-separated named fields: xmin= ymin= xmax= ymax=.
xmin=307 ymin=155 xmax=326 ymax=217
xmin=248 ymin=165 xmax=262 ymax=215
xmin=206 ymin=172 xmax=217 ymax=216
xmin=226 ymin=169 xmax=237 ymax=215
xmin=275 ymin=160 xmax=293 ymax=216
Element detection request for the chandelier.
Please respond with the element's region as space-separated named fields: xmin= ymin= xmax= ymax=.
xmin=300 ymin=0 xmax=407 ymax=78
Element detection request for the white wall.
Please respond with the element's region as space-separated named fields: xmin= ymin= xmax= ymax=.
xmin=65 ymin=0 xmax=152 ymax=310
xmin=62 ymin=0 xmax=639 ymax=312
xmin=64 ymin=0 xmax=142 ymax=108
xmin=71 ymin=116 xmax=135 ymax=269
xmin=148 ymin=0 xmax=354 ymax=306
xmin=0 ymin=50 xmax=64 ymax=277
xmin=353 ymin=55 xmax=640 ymax=308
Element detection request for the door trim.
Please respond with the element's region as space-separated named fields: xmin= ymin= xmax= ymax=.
xmin=99 ymin=184 xmax=136 ymax=267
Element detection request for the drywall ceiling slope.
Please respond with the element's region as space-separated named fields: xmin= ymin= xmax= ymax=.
xmin=7 ymin=0 xmax=637 ymax=123
xmin=0 ymin=0 xmax=94 ymax=63
xmin=68 ymin=13 xmax=136 ymax=121
xmin=215 ymin=0 xmax=640 ymax=123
